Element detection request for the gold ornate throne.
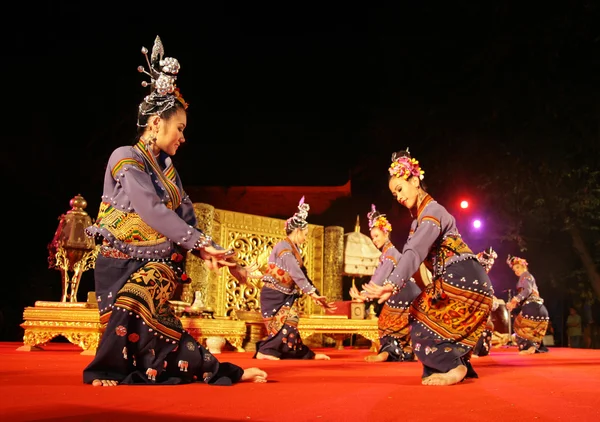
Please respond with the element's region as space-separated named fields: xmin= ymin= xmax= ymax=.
xmin=19 ymin=202 xmax=372 ymax=355
xmin=179 ymin=203 xmax=346 ymax=351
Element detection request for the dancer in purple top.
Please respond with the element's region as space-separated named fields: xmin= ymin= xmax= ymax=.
xmin=349 ymin=204 xmax=421 ymax=362
xmin=83 ymin=36 xmax=267 ymax=387
xmin=506 ymin=255 xmax=549 ymax=354
xmin=255 ymin=197 xmax=337 ymax=361
xmin=363 ymin=149 xmax=494 ymax=386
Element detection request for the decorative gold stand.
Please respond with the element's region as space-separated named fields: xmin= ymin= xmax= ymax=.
xmin=233 ymin=310 xmax=266 ymax=352
xmin=298 ymin=316 xmax=379 ymax=351
xmin=180 ymin=317 xmax=247 ymax=352
xmin=350 ymin=301 xmax=366 ymax=319
xmin=17 ymin=301 xmax=103 ymax=355
xmin=47 ymin=194 xmax=98 ymax=303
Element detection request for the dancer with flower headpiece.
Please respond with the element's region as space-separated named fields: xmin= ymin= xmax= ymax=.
xmin=254 ymin=197 xmax=337 ymax=361
xmin=349 ymin=205 xmax=421 ymax=362
xmin=505 ymin=255 xmax=550 ymax=354
xmin=82 ymin=36 xmax=267 ymax=386
xmin=362 ymin=149 xmax=494 ymax=386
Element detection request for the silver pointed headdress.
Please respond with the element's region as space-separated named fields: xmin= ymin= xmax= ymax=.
xmin=285 ymin=196 xmax=310 ymax=231
xmin=476 ymin=247 xmax=498 ymax=273
xmin=137 ymin=35 xmax=188 ymax=127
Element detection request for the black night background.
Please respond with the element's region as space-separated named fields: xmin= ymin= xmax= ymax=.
xmin=4 ymin=2 xmax=599 ymax=345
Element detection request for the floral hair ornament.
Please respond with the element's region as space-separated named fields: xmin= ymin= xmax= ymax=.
xmin=285 ymin=196 xmax=310 ymax=231
xmin=389 ymin=148 xmax=425 ymax=180
xmin=367 ymin=204 xmax=392 ymax=233
xmin=506 ymin=254 xmax=528 ymax=269
xmin=476 ymin=247 xmax=498 ymax=273
xmin=173 ymin=87 xmax=188 ymax=110
xmin=137 ymin=35 xmax=188 ymax=127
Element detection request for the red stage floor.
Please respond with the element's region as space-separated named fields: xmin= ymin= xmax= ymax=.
xmin=0 ymin=341 xmax=599 ymax=422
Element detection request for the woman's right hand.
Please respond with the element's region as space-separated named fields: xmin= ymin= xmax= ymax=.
xmin=349 ymin=286 xmax=365 ymax=302
xmin=198 ymin=246 xmax=237 ymax=271
xmin=362 ymin=282 xmax=393 ymax=304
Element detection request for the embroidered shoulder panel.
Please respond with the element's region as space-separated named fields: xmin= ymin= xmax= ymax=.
xmin=111 ymin=158 xmax=144 ymax=178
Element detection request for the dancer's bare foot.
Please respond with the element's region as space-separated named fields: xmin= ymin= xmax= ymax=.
xmin=92 ymin=379 xmax=118 ymax=387
xmin=519 ymin=346 xmax=536 ymax=355
xmin=314 ymin=353 xmax=331 ymax=360
xmin=421 ymin=365 xmax=467 ymax=386
xmin=365 ymin=352 xmax=389 ymax=362
xmin=256 ymin=352 xmax=280 ymax=360
xmin=241 ymin=367 xmax=268 ymax=383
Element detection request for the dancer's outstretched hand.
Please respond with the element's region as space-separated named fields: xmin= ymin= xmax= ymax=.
xmin=228 ymin=262 xmax=263 ymax=284
xmin=349 ymin=285 xmax=365 ymax=302
xmin=362 ymin=282 xmax=393 ymax=304
xmin=243 ymin=262 xmax=264 ymax=279
xmin=322 ymin=301 xmax=338 ymax=313
xmin=194 ymin=247 xmax=237 ymax=272
xmin=309 ymin=293 xmax=337 ymax=313
xmin=506 ymin=298 xmax=518 ymax=311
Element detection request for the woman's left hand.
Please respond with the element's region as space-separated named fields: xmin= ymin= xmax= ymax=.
xmin=228 ymin=262 xmax=264 ymax=284
xmin=309 ymin=293 xmax=338 ymax=313
xmin=362 ymin=282 xmax=393 ymax=304
xmin=199 ymin=247 xmax=237 ymax=271
xmin=243 ymin=262 xmax=264 ymax=279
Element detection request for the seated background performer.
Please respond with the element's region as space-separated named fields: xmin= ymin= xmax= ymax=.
xmin=506 ymin=255 xmax=550 ymax=354
xmin=472 ymin=247 xmax=499 ymax=358
xmin=349 ymin=204 xmax=421 ymax=362
xmin=255 ymin=197 xmax=337 ymax=361
xmin=82 ymin=36 xmax=267 ymax=386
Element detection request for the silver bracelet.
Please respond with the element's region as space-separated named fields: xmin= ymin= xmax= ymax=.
xmin=383 ymin=279 xmax=400 ymax=295
xmin=193 ymin=233 xmax=213 ymax=249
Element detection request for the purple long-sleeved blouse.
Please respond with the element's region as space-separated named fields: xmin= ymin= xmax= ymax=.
xmin=387 ymin=194 xmax=477 ymax=288
xmin=261 ymin=239 xmax=317 ymax=296
xmin=370 ymin=242 xmax=401 ymax=286
xmin=86 ymin=141 xmax=212 ymax=260
xmin=514 ymin=271 xmax=543 ymax=303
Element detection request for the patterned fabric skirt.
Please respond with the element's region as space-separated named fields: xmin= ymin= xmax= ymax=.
xmin=83 ymin=255 xmax=243 ymax=385
xmin=377 ymin=281 xmax=421 ymax=362
xmin=409 ymin=258 xmax=494 ymax=378
xmin=513 ymin=301 xmax=550 ymax=353
xmin=254 ymin=285 xmax=315 ymax=360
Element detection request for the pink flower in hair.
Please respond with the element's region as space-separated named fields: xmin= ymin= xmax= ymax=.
xmin=389 ymin=156 xmax=425 ymax=180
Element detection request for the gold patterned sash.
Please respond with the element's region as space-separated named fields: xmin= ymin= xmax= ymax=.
xmin=94 ymin=202 xmax=168 ymax=246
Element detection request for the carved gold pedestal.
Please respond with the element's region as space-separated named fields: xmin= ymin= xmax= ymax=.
xmin=298 ymin=315 xmax=380 ymax=351
xmin=234 ymin=310 xmax=266 ymax=352
xmin=17 ymin=301 xmax=103 ymax=355
xmin=180 ymin=317 xmax=246 ymax=352
xmin=350 ymin=301 xmax=366 ymax=319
